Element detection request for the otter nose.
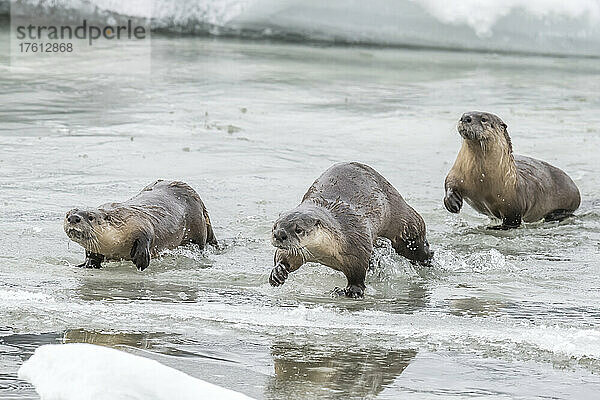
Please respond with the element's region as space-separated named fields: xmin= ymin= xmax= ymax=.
xmin=68 ymin=214 xmax=81 ymax=224
xmin=461 ymin=114 xmax=473 ymax=124
xmin=273 ymin=229 xmax=288 ymax=242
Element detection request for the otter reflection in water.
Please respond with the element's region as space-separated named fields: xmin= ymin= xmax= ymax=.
xmin=265 ymin=341 xmax=417 ymax=399
xmin=62 ymin=329 xmax=165 ymax=350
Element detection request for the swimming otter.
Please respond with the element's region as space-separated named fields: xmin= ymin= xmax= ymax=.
xmin=269 ymin=162 xmax=433 ymax=298
xmin=64 ymin=180 xmax=217 ymax=270
xmin=444 ymin=111 xmax=580 ymax=229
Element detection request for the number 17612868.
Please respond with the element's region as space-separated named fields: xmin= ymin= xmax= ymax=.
xmin=19 ymin=42 xmax=73 ymax=53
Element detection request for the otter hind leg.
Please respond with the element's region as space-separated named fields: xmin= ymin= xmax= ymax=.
xmin=190 ymin=225 xmax=218 ymax=250
xmin=391 ymin=236 xmax=433 ymax=266
xmin=76 ymin=252 xmax=104 ymax=269
xmin=544 ymin=209 xmax=574 ymax=222
xmin=488 ymin=214 xmax=522 ymax=230
xmin=188 ymin=206 xmax=218 ymax=249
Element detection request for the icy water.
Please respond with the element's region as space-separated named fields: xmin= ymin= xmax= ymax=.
xmin=1 ymin=21 xmax=600 ymax=400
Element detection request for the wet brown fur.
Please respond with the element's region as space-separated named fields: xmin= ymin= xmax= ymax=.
xmin=270 ymin=162 xmax=433 ymax=297
xmin=64 ymin=180 xmax=217 ymax=269
xmin=445 ymin=111 xmax=580 ymax=228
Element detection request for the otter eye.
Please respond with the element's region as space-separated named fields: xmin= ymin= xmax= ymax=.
xmin=481 ymin=117 xmax=488 ymax=123
xmin=295 ymin=227 xmax=303 ymax=235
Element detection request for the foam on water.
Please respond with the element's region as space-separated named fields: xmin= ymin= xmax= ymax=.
xmin=0 ymin=289 xmax=52 ymax=302
xmin=3 ymin=285 xmax=600 ymax=364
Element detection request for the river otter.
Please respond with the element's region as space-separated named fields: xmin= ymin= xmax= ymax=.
xmin=444 ymin=111 xmax=580 ymax=229
xmin=64 ymin=180 xmax=217 ymax=270
xmin=269 ymin=162 xmax=433 ymax=298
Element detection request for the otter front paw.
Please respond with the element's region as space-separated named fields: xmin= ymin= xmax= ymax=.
xmin=269 ymin=263 xmax=289 ymax=286
xmin=332 ymin=285 xmax=364 ymax=299
xmin=444 ymin=189 xmax=463 ymax=213
xmin=131 ymin=238 xmax=151 ymax=271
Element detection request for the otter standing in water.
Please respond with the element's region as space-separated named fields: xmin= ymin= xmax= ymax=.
xmin=444 ymin=111 xmax=580 ymax=229
xmin=269 ymin=162 xmax=433 ymax=298
xmin=64 ymin=180 xmax=217 ymax=270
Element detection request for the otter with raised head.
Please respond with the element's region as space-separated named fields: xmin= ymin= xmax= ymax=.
xmin=269 ymin=162 xmax=433 ymax=298
xmin=444 ymin=111 xmax=580 ymax=229
xmin=64 ymin=180 xmax=217 ymax=270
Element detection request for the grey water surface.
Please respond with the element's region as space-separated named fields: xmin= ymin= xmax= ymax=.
xmin=1 ymin=21 xmax=600 ymax=400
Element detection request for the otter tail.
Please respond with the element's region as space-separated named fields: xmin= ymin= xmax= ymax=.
xmin=203 ymin=208 xmax=218 ymax=247
xmin=206 ymin=223 xmax=218 ymax=247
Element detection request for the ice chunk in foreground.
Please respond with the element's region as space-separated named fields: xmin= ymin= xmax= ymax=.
xmin=18 ymin=343 xmax=253 ymax=400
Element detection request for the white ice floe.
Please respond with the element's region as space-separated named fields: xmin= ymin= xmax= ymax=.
xmin=18 ymin=343 xmax=253 ymax=400
xmin=7 ymin=0 xmax=600 ymax=56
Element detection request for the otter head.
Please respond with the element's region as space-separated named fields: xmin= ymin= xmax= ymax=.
xmin=272 ymin=205 xmax=332 ymax=255
xmin=458 ymin=111 xmax=511 ymax=149
xmin=64 ymin=208 xmax=112 ymax=249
